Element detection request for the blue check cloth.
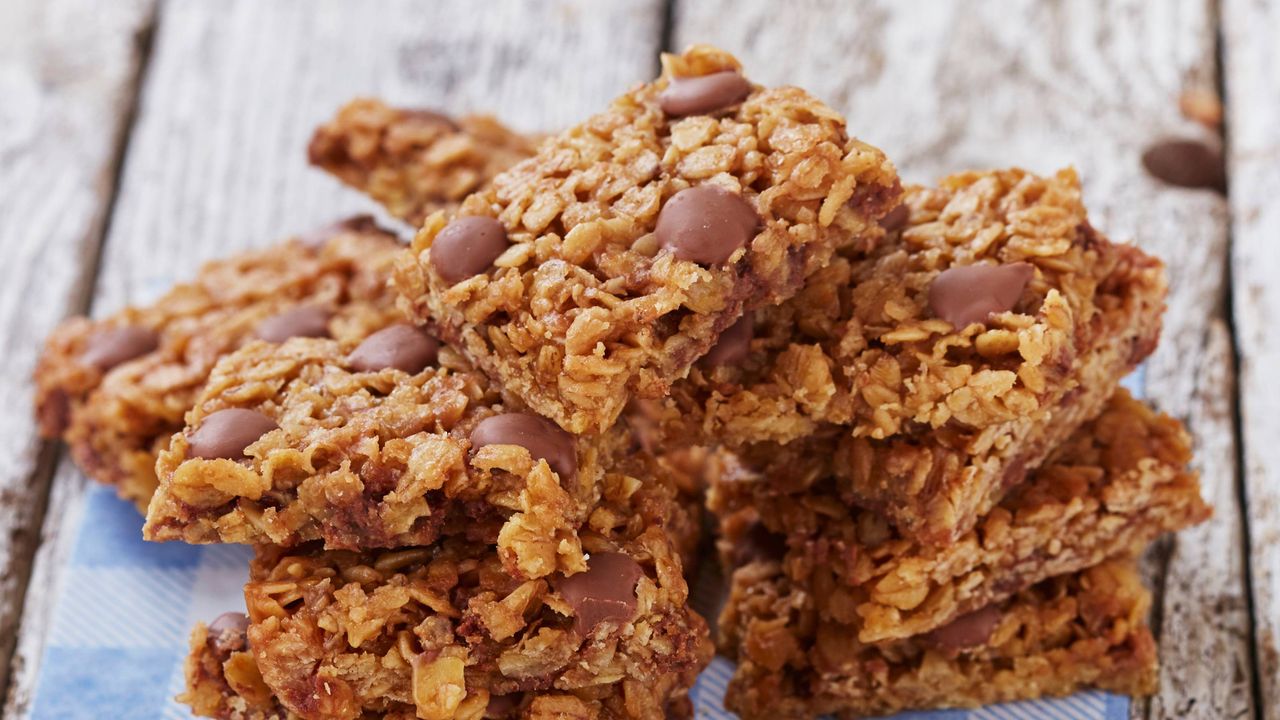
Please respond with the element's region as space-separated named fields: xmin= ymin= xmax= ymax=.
xmin=29 ymin=362 xmax=1147 ymax=719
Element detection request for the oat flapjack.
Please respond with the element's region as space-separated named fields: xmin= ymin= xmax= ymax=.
xmin=394 ymin=45 xmax=900 ymax=435
xmin=665 ymin=168 xmax=1167 ymax=543
xmin=33 ymin=218 xmax=403 ymax=509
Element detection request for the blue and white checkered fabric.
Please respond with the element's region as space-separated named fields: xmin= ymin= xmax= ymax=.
xmin=25 ymin=484 xmax=1133 ymax=720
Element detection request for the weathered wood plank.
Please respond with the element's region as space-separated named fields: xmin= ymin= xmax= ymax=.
xmin=1223 ymin=0 xmax=1280 ymax=714
xmin=3 ymin=0 xmax=664 ymax=715
xmin=672 ymin=1 xmax=1246 ymax=717
xmin=0 ymin=0 xmax=157 ymax=706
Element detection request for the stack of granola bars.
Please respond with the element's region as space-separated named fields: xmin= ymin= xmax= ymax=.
xmin=32 ymin=44 xmax=1209 ymax=719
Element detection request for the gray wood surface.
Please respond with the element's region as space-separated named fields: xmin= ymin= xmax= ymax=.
xmin=0 ymin=0 xmax=157 ymax=706
xmin=1224 ymin=0 xmax=1280 ymax=715
xmin=0 ymin=0 xmax=1271 ymax=717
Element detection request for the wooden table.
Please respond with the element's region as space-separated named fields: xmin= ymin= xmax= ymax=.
xmin=0 ymin=1 xmax=1274 ymax=717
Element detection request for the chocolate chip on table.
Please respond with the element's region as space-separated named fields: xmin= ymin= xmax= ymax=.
xmin=348 ymin=324 xmax=440 ymax=374
xmin=255 ymin=305 xmax=333 ymax=343
xmin=299 ymin=214 xmax=380 ymax=247
xmin=1141 ymin=139 xmax=1226 ymax=193
xmin=702 ymin=314 xmax=754 ymax=368
xmin=187 ymin=408 xmax=278 ymax=460
xmin=656 ymin=185 xmax=758 ymax=265
xmin=878 ymin=203 xmax=910 ymax=232
xmin=80 ymin=326 xmax=160 ymax=371
xmin=659 ymin=70 xmax=751 ymax=117
xmin=923 ymin=604 xmax=1003 ymax=651
xmin=470 ymin=412 xmax=577 ymax=481
xmin=555 ymin=551 xmax=644 ymax=635
xmin=430 ymin=216 xmax=509 ymax=283
xmin=928 ymin=262 xmax=1034 ymax=329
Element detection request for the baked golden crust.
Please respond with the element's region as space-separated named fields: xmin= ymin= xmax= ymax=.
xmin=665 ymin=168 xmax=1168 ymax=543
xmin=309 ymin=99 xmax=538 ymax=226
xmin=144 ymin=337 xmax=641 ymax=580
xmin=182 ymin=465 xmax=711 ymax=720
xmin=719 ymin=558 xmax=1158 ymax=719
xmin=33 ymin=223 xmax=404 ymax=509
xmin=394 ymin=45 xmax=900 ymax=435
xmin=713 ymin=389 xmax=1209 ymax=644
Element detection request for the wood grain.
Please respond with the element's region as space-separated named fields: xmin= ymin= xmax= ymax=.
xmin=672 ymin=1 xmax=1247 ymax=716
xmin=0 ymin=0 xmax=156 ymax=706
xmin=1223 ymin=0 xmax=1280 ymax=714
xmin=3 ymin=0 xmax=665 ymax=714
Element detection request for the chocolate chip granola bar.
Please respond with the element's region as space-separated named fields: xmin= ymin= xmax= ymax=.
xmin=143 ymin=335 xmax=650 ymax=578
xmin=33 ymin=218 xmax=403 ymax=509
xmin=180 ymin=461 xmax=712 ymax=720
xmin=309 ymin=99 xmax=538 ymax=226
xmin=715 ymin=389 xmax=1208 ymax=644
xmin=665 ymin=167 xmax=1167 ymax=543
xmin=719 ymin=557 xmax=1157 ymax=719
xmin=393 ymin=45 xmax=900 ymax=435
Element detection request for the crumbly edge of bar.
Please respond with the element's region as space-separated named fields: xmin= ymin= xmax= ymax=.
xmin=308 ymin=98 xmax=538 ymax=226
xmin=394 ymin=45 xmax=900 ymax=434
xmin=719 ymin=558 xmax=1157 ymax=719
xmin=713 ymin=389 xmax=1209 ymax=644
xmin=146 ymin=336 xmax=640 ymax=582
xmin=661 ymin=166 xmax=1147 ymax=448
xmin=32 ymin=228 xmax=404 ymax=510
xmin=224 ymin=466 xmax=710 ymax=720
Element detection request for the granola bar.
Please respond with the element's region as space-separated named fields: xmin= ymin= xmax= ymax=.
xmin=394 ymin=45 xmax=900 ymax=435
xmin=714 ymin=389 xmax=1209 ymax=644
xmin=667 ymin=167 xmax=1168 ymax=543
xmin=309 ymin=99 xmax=538 ymax=226
xmin=719 ymin=557 xmax=1157 ymax=719
xmin=180 ymin=463 xmax=712 ymax=720
xmin=32 ymin=218 xmax=403 ymax=509
xmin=144 ymin=335 xmax=648 ymax=578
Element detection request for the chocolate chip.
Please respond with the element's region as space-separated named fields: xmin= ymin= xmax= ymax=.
xmin=299 ymin=214 xmax=381 ymax=247
xmin=924 ymin=604 xmax=1002 ymax=651
xmin=878 ymin=203 xmax=910 ymax=232
xmin=555 ymin=551 xmax=643 ymax=635
xmin=928 ymin=262 xmax=1034 ymax=329
xmin=255 ymin=305 xmax=333 ymax=343
xmin=702 ymin=315 xmax=753 ymax=367
xmin=80 ymin=326 xmax=160 ymax=371
xmin=470 ymin=413 xmax=577 ymax=481
xmin=207 ymin=612 xmax=250 ymax=653
xmin=659 ymin=70 xmax=752 ymax=117
xmin=348 ymin=324 xmax=440 ymax=374
xmin=656 ymin=185 xmax=758 ymax=265
xmin=188 ymin=408 xmax=278 ymax=460
xmin=1141 ymin=139 xmax=1226 ymax=193
xmin=404 ymin=108 xmax=461 ymax=132
xmin=430 ymin=216 xmax=509 ymax=283
xmin=732 ymin=522 xmax=786 ymax=567
xmin=208 ymin=611 xmax=249 ymax=636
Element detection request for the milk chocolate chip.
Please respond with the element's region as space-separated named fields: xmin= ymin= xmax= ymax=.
xmin=924 ymin=604 xmax=1002 ymax=651
xmin=659 ymin=70 xmax=751 ymax=117
xmin=470 ymin=413 xmax=577 ymax=481
xmin=299 ymin=214 xmax=380 ymax=247
xmin=207 ymin=611 xmax=250 ymax=653
xmin=556 ymin=551 xmax=643 ymax=635
xmin=656 ymin=185 xmax=758 ymax=265
xmin=1141 ymin=139 xmax=1226 ymax=193
xmin=348 ymin=324 xmax=439 ymax=374
xmin=878 ymin=203 xmax=910 ymax=232
xmin=702 ymin=315 xmax=753 ymax=367
xmin=255 ymin=305 xmax=332 ymax=343
xmin=80 ymin=326 xmax=160 ymax=371
xmin=430 ymin=216 xmax=509 ymax=283
xmin=928 ymin=262 xmax=1034 ymax=329
xmin=188 ymin=408 xmax=278 ymax=460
